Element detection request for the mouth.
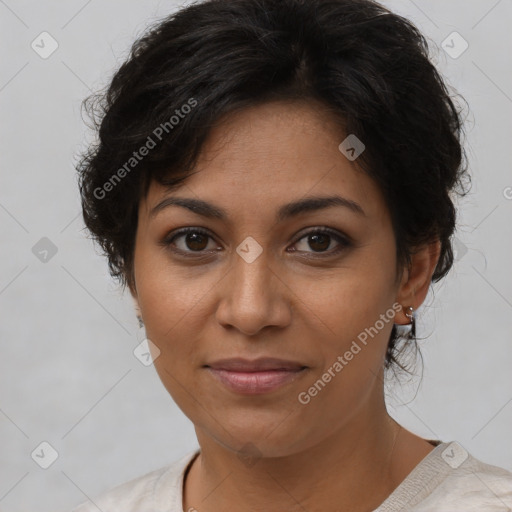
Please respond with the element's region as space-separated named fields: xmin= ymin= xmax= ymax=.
xmin=204 ymin=357 xmax=308 ymax=395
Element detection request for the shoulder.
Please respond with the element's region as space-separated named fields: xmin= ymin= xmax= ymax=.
xmin=416 ymin=442 xmax=512 ymax=511
xmin=70 ymin=450 xmax=199 ymax=512
xmin=377 ymin=441 xmax=512 ymax=511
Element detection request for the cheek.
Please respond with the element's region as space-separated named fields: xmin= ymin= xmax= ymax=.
xmin=292 ymin=272 xmax=397 ymax=441
xmin=291 ymin=245 xmax=397 ymax=404
xmin=134 ymin=243 xmax=198 ymax=357
xmin=297 ymin=249 xmax=397 ymax=346
xmin=297 ymin=274 xmax=395 ymax=394
xmin=136 ymin=266 xmax=211 ymax=413
xmin=138 ymin=272 xmax=209 ymax=356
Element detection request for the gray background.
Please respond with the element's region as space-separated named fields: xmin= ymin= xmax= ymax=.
xmin=1 ymin=1 xmax=511 ymax=511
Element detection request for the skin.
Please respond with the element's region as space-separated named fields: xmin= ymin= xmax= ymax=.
xmin=130 ymin=100 xmax=441 ymax=512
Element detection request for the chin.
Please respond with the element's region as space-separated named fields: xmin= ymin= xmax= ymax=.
xmin=203 ymin=408 xmax=313 ymax=459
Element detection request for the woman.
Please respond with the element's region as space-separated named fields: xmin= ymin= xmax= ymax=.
xmin=72 ymin=0 xmax=512 ymax=510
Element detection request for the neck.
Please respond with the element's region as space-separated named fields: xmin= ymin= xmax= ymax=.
xmin=183 ymin=400 xmax=434 ymax=512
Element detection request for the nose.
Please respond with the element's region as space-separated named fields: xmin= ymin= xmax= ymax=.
xmin=214 ymin=245 xmax=292 ymax=336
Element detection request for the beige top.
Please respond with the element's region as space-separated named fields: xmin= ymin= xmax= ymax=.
xmin=71 ymin=441 xmax=512 ymax=511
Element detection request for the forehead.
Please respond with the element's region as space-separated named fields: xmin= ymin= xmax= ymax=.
xmin=141 ymin=100 xmax=387 ymax=221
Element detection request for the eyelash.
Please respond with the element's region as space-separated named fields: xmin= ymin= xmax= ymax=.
xmin=160 ymin=226 xmax=352 ymax=259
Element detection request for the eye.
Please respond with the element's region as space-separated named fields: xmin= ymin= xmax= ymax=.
xmin=160 ymin=227 xmax=220 ymax=255
xmin=160 ymin=226 xmax=352 ymax=259
xmin=290 ymin=228 xmax=351 ymax=256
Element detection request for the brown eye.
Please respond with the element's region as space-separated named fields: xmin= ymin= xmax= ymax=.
xmin=182 ymin=231 xmax=209 ymax=251
xmin=292 ymin=228 xmax=351 ymax=255
xmin=161 ymin=227 xmax=219 ymax=254
xmin=306 ymin=233 xmax=331 ymax=252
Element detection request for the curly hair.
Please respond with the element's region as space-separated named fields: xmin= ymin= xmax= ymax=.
xmin=76 ymin=0 xmax=470 ymax=373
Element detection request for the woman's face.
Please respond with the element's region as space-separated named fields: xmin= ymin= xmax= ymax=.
xmin=132 ymin=100 xmax=414 ymax=457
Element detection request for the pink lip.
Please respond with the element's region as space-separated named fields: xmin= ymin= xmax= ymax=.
xmin=205 ymin=358 xmax=307 ymax=394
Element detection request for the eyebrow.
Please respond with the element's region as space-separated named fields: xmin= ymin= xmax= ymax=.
xmin=149 ymin=194 xmax=366 ymax=221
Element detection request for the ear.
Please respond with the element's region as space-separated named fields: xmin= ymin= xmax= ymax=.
xmin=395 ymin=239 xmax=441 ymax=325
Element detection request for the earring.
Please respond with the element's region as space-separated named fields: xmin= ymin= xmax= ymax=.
xmin=137 ymin=315 xmax=144 ymax=328
xmin=404 ymin=306 xmax=415 ymax=339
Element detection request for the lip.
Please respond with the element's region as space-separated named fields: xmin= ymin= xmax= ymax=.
xmin=205 ymin=358 xmax=308 ymax=395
